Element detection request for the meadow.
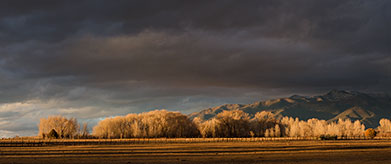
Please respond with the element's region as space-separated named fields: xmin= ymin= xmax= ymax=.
xmin=1 ymin=138 xmax=391 ymax=164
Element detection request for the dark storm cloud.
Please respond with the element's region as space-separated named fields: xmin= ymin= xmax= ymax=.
xmin=1 ymin=0 xmax=390 ymax=48
xmin=1 ymin=0 xmax=391 ymax=136
xmin=0 ymin=0 xmax=390 ymax=97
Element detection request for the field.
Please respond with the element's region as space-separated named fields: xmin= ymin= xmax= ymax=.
xmin=1 ymin=139 xmax=391 ymax=164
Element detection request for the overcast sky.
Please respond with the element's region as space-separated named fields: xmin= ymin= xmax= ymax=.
xmin=1 ymin=0 xmax=390 ymax=137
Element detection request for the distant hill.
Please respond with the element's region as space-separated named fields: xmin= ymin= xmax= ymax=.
xmin=189 ymin=90 xmax=391 ymax=128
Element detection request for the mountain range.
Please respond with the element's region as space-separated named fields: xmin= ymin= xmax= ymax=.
xmin=189 ymin=90 xmax=391 ymax=128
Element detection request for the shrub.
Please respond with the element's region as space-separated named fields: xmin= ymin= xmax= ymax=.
xmin=365 ymin=128 xmax=376 ymax=139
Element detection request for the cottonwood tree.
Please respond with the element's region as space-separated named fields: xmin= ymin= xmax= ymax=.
xmin=214 ymin=109 xmax=250 ymax=137
xmin=279 ymin=117 xmax=365 ymax=138
xmin=197 ymin=110 xmax=366 ymax=138
xmin=250 ymin=111 xmax=280 ymax=137
xmin=198 ymin=118 xmax=221 ymax=138
xmin=80 ymin=122 xmax=89 ymax=138
xmin=38 ymin=115 xmax=79 ymax=139
xmin=92 ymin=110 xmax=200 ymax=138
xmin=377 ymin=118 xmax=391 ymax=137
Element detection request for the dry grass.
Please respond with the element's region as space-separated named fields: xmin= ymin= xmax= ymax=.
xmin=1 ymin=140 xmax=391 ymax=163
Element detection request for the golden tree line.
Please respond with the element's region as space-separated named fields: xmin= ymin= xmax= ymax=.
xmin=38 ymin=109 xmax=391 ymax=139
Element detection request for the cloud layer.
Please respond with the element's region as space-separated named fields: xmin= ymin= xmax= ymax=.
xmin=0 ymin=0 xmax=390 ymax=137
